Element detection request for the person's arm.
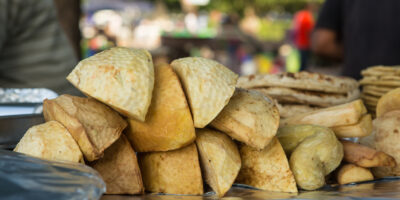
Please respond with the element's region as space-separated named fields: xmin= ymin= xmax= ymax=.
xmin=312 ymin=29 xmax=343 ymax=60
xmin=311 ymin=0 xmax=344 ymax=60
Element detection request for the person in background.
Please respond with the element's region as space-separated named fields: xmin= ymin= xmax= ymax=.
xmin=312 ymin=0 xmax=400 ymax=80
xmin=293 ymin=4 xmax=315 ymax=71
xmin=0 ymin=0 xmax=79 ymax=95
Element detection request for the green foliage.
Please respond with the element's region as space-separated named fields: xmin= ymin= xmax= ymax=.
xmin=257 ymin=18 xmax=291 ymax=42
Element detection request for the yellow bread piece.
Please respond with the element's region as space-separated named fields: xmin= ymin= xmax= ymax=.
xmin=331 ymin=114 xmax=373 ymax=138
xmin=337 ymin=164 xmax=374 ymax=185
xmin=139 ymin=143 xmax=203 ymax=195
xmin=126 ymin=64 xmax=195 ymax=152
xmin=211 ymin=88 xmax=279 ymax=150
xmin=171 ymin=57 xmax=238 ymax=128
xmin=281 ymin=99 xmax=367 ymax=127
xmin=196 ymin=129 xmax=241 ymax=197
xmin=43 ymin=95 xmax=127 ymax=161
xmin=90 ymin=135 xmax=144 ymax=194
xmin=236 ymin=137 xmax=298 ymax=193
xmin=67 ymin=47 xmax=154 ymax=121
xmin=14 ymin=121 xmax=83 ymax=163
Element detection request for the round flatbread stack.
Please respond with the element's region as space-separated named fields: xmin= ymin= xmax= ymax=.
xmin=237 ymin=71 xmax=360 ymax=118
xmin=359 ymin=65 xmax=400 ymax=116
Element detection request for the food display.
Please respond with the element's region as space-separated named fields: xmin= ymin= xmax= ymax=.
xmin=237 ymin=72 xmax=360 ymax=118
xmin=359 ymin=65 xmax=400 ymax=115
xmin=10 ymin=47 xmax=400 ymax=197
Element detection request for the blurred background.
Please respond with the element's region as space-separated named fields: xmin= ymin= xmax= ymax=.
xmin=68 ymin=0 xmax=337 ymax=76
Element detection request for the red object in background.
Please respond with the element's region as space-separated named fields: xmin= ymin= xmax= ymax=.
xmin=294 ymin=10 xmax=315 ymax=50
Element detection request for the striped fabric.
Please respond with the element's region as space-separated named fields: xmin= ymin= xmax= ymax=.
xmin=0 ymin=0 xmax=78 ymax=95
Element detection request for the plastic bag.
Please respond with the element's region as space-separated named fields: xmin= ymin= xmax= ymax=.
xmin=0 ymin=150 xmax=105 ymax=200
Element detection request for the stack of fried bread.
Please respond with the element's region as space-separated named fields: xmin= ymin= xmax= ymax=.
xmin=11 ymin=47 xmax=400 ymax=197
xmin=359 ymin=65 xmax=400 ymax=116
xmin=12 ymin=48 xmax=295 ymax=197
xmin=237 ymin=72 xmax=360 ymax=118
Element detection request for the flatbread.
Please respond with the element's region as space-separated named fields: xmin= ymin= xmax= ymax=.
xmin=362 ymin=88 xmax=386 ymax=97
xmin=363 ymin=85 xmax=398 ymax=94
xmin=359 ymin=77 xmax=400 ymax=87
xmin=252 ymin=87 xmax=360 ymax=107
xmin=237 ymin=71 xmax=359 ymax=94
xmin=363 ymin=75 xmax=400 ymax=81
xmin=361 ymin=66 xmax=400 ymax=76
xmin=361 ymin=75 xmax=400 ymax=81
xmin=276 ymin=103 xmax=321 ymax=119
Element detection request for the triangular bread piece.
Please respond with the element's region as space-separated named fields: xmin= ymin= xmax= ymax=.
xmin=171 ymin=57 xmax=238 ymax=128
xmin=211 ymin=88 xmax=279 ymax=149
xmin=67 ymin=47 xmax=154 ymax=121
xmin=43 ymin=95 xmax=127 ymax=161
xmin=236 ymin=137 xmax=297 ymax=193
xmin=331 ymin=114 xmax=373 ymax=138
xmin=196 ymin=129 xmax=241 ymax=197
xmin=90 ymin=135 xmax=144 ymax=194
xmin=281 ymin=99 xmax=367 ymax=127
xmin=139 ymin=143 xmax=203 ymax=195
xmin=14 ymin=121 xmax=83 ymax=163
xmin=126 ymin=64 xmax=195 ymax=152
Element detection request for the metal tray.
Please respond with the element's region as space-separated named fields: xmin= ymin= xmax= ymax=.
xmin=101 ymin=178 xmax=400 ymax=200
xmin=0 ymin=114 xmax=44 ymax=149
